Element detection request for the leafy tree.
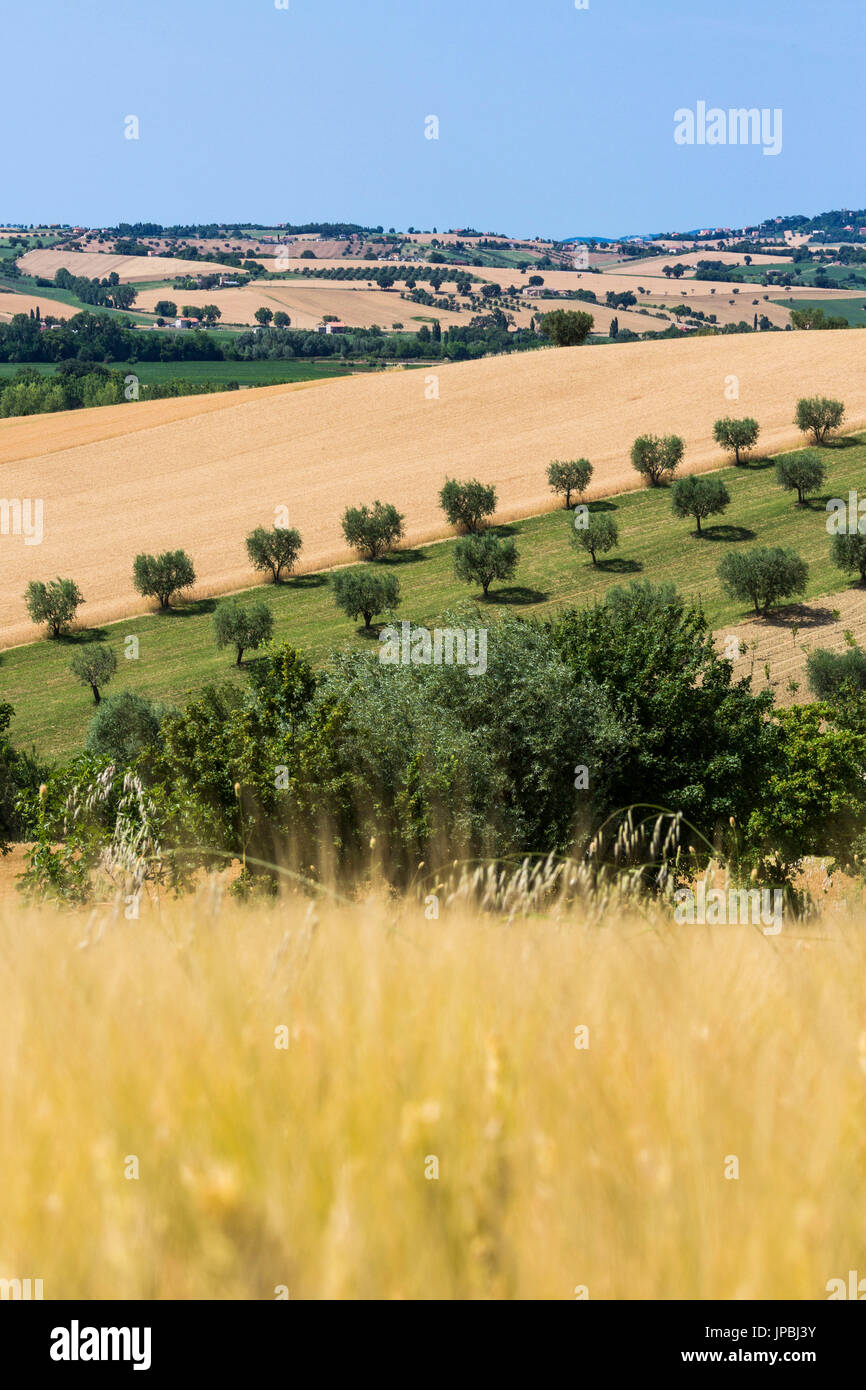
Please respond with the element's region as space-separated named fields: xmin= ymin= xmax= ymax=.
xmin=245 ymin=526 xmax=303 ymax=583
xmin=795 ymin=395 xmax=845 ymax=444
xmin=717 ymin=546 xmax=808 ymax=616
xmin=671 ymin=474 xmax=731 ymax=534
xmin=541 ymin=309 xmax=594 ymax=346
xmin=453 ymin=533 xmax=519 ymax=596
xmin=272 ymin=311 xmax=291 ymax=328
xmin=154 ymin=300 xmax=177 ymax=317
xmin=713 ymin=416 xmax=760 ymax=464
xmin=745 ymin=703 xmax=866 ymax=871
xmin=214 ymin=598 xmax=274 ymax=665
xmin=133 ymin=550 xmax=196 ymax=610
xmin=69 ymin=643 xmax=117 ymax=704
xmin=547 ymin=458 xmax=593 ymax=509
xmin=332 ymin=569 xmax=400 ymax=629
xmin=774 ymin=450 xmax=827 ymax=504
xmin=571 ymin=512 xmax=618 ymax=565
xmin=551 ymin=581 xmax=779 ymax=838
xmin=199 ymin=304 xmax=222 ymax=325
xmin=0 ymin=701 xmax=46 ymax=852
xmin=439 ymin=478 xmax=497 ymax=532
xmin=630 ymin=433 xmax=684 ymax=486
xmin=254 ymin=307 xmax=274 ymax=326
xmin=341 ymin=500 xmax=405 ymax=559
xmin=830 ymin=532 xmax=866 ymax=584
xmin=25 ymin=578 xmax=84 ymax=637
xmin=86 ymin=691 xmax=162 ymax=764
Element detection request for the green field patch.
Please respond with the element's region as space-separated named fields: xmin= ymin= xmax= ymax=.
xmin=774 ymin=296 xmax=866 ymax=327
xmin=3 ymin=435 xmax=865 ymax=760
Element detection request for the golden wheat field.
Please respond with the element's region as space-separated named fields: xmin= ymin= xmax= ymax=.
xmin=134 ymin=281 xmax=477 ymax=329
xmin=15 ymin=248 xmax=239 ymax=283
xmin=0 ymin=331 xmax=863 ymax=647
xmin=0 ymin=291 xmax=77 ymax=324
xmin=1 ymin=887 xmax=865 ymax=1300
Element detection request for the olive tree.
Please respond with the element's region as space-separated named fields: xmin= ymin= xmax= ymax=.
xmin=439 ymin=478 xmax=497 ymax=532
xmin=671 ymin=475 xmax=731 ymax=534
xmin=213 ymin=598 xmax=274 ymax=665
xmin=133 ymin=550 xmax=196 ymax=610
xmin=571 ymin=512 xmax=619 ymax=566
xmin=245 ymin=526 xmax=303 ymax=583
xmin=453 ymin=534 xmax=519 ymax=597
xmin=332 ymin=568 xmax=400 ymax=629
xmin=341 ymin=500 xmax=405 ymax=559
xmin=717 ymin=546 xmax=808 ymax=616
xmin=795 ymin=396 xmax=845 ymax=445
xmin=713 ymin=417 xmax=760 ymax=465
xmin=25 ymin=578 xmax=84 ymax=637
xmin=630 ymin=434 xmax=684 ymax=486
xmin=547 ymin=458 xmax=593 ymax=509
xmin=69 ymin=643 xmax=117 ymax=704
xmin=830 ymin=532 xmax=866 ymax=584
xmin=775 ymin=450 xmax=827 ymax=504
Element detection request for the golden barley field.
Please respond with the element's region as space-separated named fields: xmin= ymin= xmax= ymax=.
xmin=0 ymin=331 xmax=863 ymax=647
xmin=1 ymin=886 xmax=865 ymax=1300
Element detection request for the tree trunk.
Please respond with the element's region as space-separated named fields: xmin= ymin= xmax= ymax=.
xmin=92 ymin=686 xmax=101 ymax=704
xmin=364 ymin=612 xmax=372 ymax=629
xmin=236 ymin=647 xmax=244 ymax=666
xmin=696 ymin=513 xmax=702 ymax=534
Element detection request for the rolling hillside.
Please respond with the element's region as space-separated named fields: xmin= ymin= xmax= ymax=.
xmin=0 ymin=330 xmax=863 ymax=649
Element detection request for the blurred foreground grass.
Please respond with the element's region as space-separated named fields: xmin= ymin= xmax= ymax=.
xmin=1 ymin=886 xmax=865 ymax=1299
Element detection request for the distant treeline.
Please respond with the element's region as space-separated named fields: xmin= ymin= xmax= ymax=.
xmin=0 ymin=310 xmax=546 ymax=368
xmin=106 ymin=221 xmax=382 ymax=239
xmin=0 ymin=362 xmax=239 ymax=418
xmin=53 ymin=267 xmax=137 ymax=310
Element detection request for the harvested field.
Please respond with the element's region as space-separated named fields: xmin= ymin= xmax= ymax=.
xmin=15 ymin=248 xmax=239 ymax=283
xmin=0 ymin=291 xmax=76 ymax=323
xmin=0 ymin=330 xmax=862 ymax=648
xmin=721 ymin=588 xmax=866 ymax=708
xmin=606 ymin=250 xmax=793 ymax=273
xmin=134 ymin=281 xmax=475 ymax=330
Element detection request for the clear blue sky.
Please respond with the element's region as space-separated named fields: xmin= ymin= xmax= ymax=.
xmin=2 ymin=0 xmax=862 ymax=237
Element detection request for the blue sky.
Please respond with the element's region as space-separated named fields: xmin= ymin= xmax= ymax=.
xmin=2 ymin=0 xmax=862 ymax=237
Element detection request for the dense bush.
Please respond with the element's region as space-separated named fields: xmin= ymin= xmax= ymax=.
xmin=807 ymin=646 xmax=866 ymax=698
xmin=86 ymin=691 xmax=164 ymax=764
